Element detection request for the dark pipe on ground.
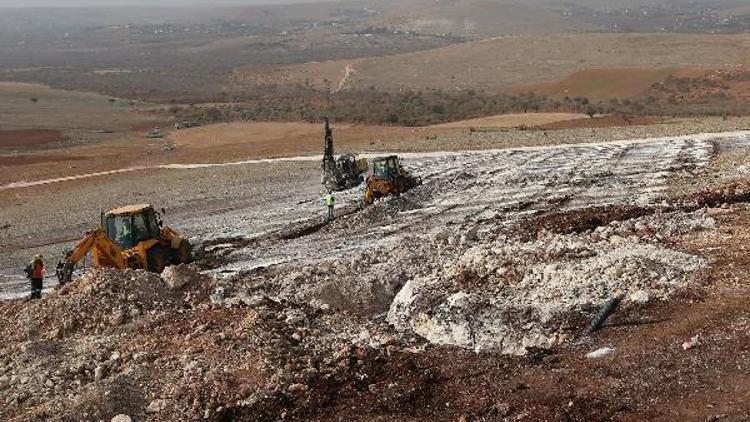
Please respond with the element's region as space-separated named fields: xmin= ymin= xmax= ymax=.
xmin=584 ymin=293 xmax=625 ymax=335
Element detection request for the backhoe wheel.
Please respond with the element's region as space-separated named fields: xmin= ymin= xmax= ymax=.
xmin=175 ymin=240 xmax=192 ymax=264
xmin=147 ymin=246 xmax=169 ymax=273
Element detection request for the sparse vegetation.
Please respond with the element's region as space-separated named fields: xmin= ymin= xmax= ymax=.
xmin=172 ymin=75 xmax=750 ymax=127
xmin=173 ymin=88 xmax=570 ymax=126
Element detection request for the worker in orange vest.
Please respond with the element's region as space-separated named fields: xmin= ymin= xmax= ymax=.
xmin=24 ymin=254 xmax=44 ymax=300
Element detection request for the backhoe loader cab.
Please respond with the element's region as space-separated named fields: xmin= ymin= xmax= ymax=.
xmin=103 ymin=205 xmax=162 ymax=251
xmin=372 ymin=156 xmax=401 ymax=180
xmin=363 ymin=155 xmax=421 ymax=205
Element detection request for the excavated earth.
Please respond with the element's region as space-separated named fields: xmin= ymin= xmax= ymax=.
xmin=3 ymin=130 xmax=750 ymax=420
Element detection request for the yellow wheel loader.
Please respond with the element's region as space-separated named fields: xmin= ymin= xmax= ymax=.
xmin=363 ymin=155 xmax=420 ymax=205
xmin=56 ymin=204 xmax=191 ymax=284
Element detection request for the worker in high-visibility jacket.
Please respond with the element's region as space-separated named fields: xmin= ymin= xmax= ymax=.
xmin=324 ymin=191 xmax=335 ymax=220
xmin=24 ymin=254 xmax=44 ymax=300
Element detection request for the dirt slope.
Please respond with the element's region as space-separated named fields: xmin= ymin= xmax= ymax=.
xmin=428 ymin=112 xmax=586 ymax=128
xmin=3 ymin=131 xmax=750 ymax=420
xmin=0 ymin=82 xmax=154 ymax=133
xmin=511 ymin=68 xmax=679 ymax=100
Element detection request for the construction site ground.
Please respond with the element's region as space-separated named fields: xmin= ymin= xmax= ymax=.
xmin=2 ymin=115 xmax=750 ymax=420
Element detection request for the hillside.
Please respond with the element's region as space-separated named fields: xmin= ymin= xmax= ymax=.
xmin=234 ymin=33 xmax=750 ymax=100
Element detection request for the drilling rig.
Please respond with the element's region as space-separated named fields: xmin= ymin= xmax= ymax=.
xmin=321 ymin=118 xmax=368 ymax=191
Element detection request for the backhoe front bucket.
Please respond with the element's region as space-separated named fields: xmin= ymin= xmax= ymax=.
xmin=55 ymin=261 xmax=74 ymax=285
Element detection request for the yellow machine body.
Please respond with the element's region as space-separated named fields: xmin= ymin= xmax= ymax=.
xmin=363 ymin=155 xmax=420 ymax=205
xmin=56 ymin=204 xmax=191 ymax=283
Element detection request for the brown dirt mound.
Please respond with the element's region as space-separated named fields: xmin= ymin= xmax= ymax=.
xmin=0 ymin=129 xmax=64 ymax=148
xmin=518 ymin=205 xmax=655 ymax=236
xmin=0 ymin=267 xmax=213 ymax=344
xmin=679 ymin=183 xmax=750 ymax=209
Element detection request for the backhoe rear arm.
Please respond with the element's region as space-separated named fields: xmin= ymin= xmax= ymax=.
xmin=57 ymin=228 xmax=127 ymax=284
xmin=63 ymin=228 xmax=127 ymax=268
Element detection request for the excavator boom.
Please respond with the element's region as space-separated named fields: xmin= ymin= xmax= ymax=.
xmin=56 ymin=228 xmax=127 ymax=284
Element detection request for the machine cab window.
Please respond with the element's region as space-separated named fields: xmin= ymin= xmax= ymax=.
xmin=374 ymin=160 xmax=389 ymax=178
xmin=103 ymin=205 xmax=161 ymax=251
xmin=106 ymin=215 xmax=135 ymax=250
xmin=373 ymin=156 xmax=400 ymax=179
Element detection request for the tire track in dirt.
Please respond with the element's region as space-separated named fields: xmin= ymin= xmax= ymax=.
xmin=2 ymin=131 xmax=748 ymax=192
xmin=212 ymin=133 xmax=744 ymax=278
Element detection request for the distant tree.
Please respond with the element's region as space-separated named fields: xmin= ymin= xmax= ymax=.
xmin=585 ymin=105 xmax=598 ymax=118
xmin=630 ymin=101 xmax=645 ymax=114
xmin=204 ymin=107 xmax=223 ymax=122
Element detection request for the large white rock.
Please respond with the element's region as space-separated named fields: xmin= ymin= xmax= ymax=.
xmin=161 ymin=264 xmax=201 ymax=291
xmin=388 ymin=240 xmax=704 ymax=355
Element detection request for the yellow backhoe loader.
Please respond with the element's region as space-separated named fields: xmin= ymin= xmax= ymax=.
xmin=56 ymin=204 xmax=191 ymax=284
xmin=363 ymin=155 xmax=420 ymax=205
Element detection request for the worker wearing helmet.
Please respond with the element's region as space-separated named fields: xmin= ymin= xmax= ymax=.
xmin=24 ymin=254 xmax=44 ymax=300
xmin=324 ymin=191 xmax=335 ymax=220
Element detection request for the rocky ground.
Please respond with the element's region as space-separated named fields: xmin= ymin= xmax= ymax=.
xmin=2 ymin=127 xmax=750 ymax=420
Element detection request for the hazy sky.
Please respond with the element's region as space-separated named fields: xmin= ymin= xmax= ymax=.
xmin=0 ymin=0 xmax=324 ymax=6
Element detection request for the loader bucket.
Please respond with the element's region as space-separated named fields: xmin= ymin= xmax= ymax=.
xmin=55 ymin=261 xmax=74 ymax=285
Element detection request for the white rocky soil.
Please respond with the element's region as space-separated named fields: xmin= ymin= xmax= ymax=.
xmin=2 ymin=131 xmax=749 ymax=420
xmin=208 ymin=131 xmax=748 ymax=354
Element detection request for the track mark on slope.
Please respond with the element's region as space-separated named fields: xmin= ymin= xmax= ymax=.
xmin=332 ymin=63 xmax=356 ymax=93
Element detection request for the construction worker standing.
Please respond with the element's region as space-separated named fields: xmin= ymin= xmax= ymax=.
xmin=324 ymin=191 xmax=335 ymax=220
xmin=24 ymin=254 xmax=44 ymax=300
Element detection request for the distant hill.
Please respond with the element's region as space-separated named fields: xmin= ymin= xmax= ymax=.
xmin=235 ymin=33 xmax=750 ymax=100
xmin=2 ymin=0 xmax=748 ymax=103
